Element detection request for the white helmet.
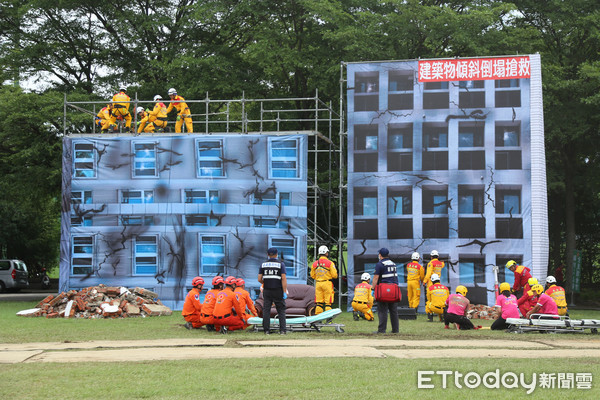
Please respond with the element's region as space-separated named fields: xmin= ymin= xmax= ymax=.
xmin=411 ymin=252 xmax=420 ymax=261
xmin=318 ymin=245 xmax=329 ymax=255
xmin=430 ymin=250 xmax=439 ymax=257
xmin=546 ymin=275 xmax=556 ymax=284
xmin=136 ymin=106 xmax=145 ymax=114
xmin=168 ymin=88 xmax=177 ymax=96
xmin=154 ymin=95 xmax=162 ymax=102
xmin=119 ymin=85 xmax=127 ymax=92
xmin=430 ymin=273 xmax=440 ymax=282
xmin=361 ymin=272 xmax=371 ymax=281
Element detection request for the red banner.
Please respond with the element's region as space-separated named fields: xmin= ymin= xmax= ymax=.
xmin=418 ymin=56 xmax=530 ymax=82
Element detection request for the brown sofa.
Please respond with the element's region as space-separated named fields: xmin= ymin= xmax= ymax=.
xmin=255 ymin=284 xmax=316 ymax=317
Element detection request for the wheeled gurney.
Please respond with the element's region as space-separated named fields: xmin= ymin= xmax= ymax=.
xmin=248 ymin=308 xmax=345 ymax=333
xmin=505 ymin=315 xmax=600 ymax=334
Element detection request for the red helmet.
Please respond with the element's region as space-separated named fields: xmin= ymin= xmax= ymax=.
xmin=212 ymin=276 xmax=224 ymax=286
xmin=224 ymin=276 xmax=237 ymax=286
xmin=192 ymin=277 xmax=204 ymax=287
xmin=236 ymin=278 xmax=245 ymax=287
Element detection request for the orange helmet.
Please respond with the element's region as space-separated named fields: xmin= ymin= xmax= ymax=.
xmin=236 ymin=278 xmax=245 ymax=287
xmin=224 ymin=276 xmax=237 ymax=286
xmin=212 ymin=276 xmax=224 ymax=286
xmin=192 ymin=277 xmax=204 ymax=287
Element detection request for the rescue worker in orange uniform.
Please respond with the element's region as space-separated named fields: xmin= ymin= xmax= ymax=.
xmin=506 ymin=260 xmax=532 ymax=295
xmin=352 ymin=272 xmax=374 ymax=321
xmin=108 ymin=86 xmax=132 ymax=131
xmin=406 ymin=252 xmax=425 ymax=309
xmin=136 ymin=107 xmax=155 ymax=134
xmin=545 ymin=275 xmax=568 ymax=316
xmin=165 ymin=88 xmax=193 ymax=133
xmin=148 ymin=95 xmax=168 ymax=132
xmin=234 ymin=278 xmax=258 ymax=328
xmin=95 ymin=104 xmax=112 ymax=132
xmin=424 ymin=250 xmax=445 ymax=289
xmin=212 ymin=276 xmax=245 ymax=334
xmin=200 ymin=276 xmax=224 ymax=332
xmin=517 ymin=277 xmax=539 ymax=317
xmin=425 ymin=273 xmax=449 ymax=322
xmin=182 ymin=276 xmax=205 ymax=329
xmin=310 ymin=245 xmax=338 ymax=314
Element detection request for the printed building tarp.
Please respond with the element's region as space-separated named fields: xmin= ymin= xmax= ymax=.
xmin=346 ymin=55 xmax=547 ymax=307
xmin=60 ymin=134 xmax=308 ymax=310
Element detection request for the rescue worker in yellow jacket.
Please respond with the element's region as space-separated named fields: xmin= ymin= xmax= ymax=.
xmin=166 ymin=88 xmax=193 ymax=133
xmin=136 ymin=107 xmax=155 ymax=134
xmin=424 ymin=249 xmax=445 ymax=288
xmin=545 ymin=275 xmax=568 ymax=316
xmin=352 ymin=272 xmax=374 ymax=321
xmin=310 ymin=245 xmax=338 ymax=314
xmin=406 ymin=252 xmax=425 ymax=309
xmin=95 ymin=104 xmax=112 ymax=132
xmin=108 ymin=86 xmax=132 ymax=131
xmin=148 ymin=95 xmax=168 ymax=132
xmin=425 ymin=273 xmax=449 ymax=322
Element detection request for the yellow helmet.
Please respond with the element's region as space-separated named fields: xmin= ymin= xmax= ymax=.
xmin=527 ymin=277 xmax=538 ymax=286
xmin=499 ymin=282 xmax=511 ymax=293
xmin=505 ymin=260 xmax=518 ymax=269
xmin=455 ymin=285 xmax=468 ymax=296
xmin=531 ymin=284 xmax=544 ymax=295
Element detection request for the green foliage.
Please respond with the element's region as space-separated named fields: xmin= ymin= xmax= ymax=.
xmin=1 ymin=0 xmax=600 ymax=282
xmin=0 ymin=87 xmax=62 ymax=271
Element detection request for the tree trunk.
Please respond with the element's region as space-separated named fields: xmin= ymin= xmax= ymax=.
xmin=564 ymin=156 xmax=576 ymax=297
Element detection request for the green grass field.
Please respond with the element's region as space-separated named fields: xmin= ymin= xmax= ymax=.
xmin=1 ymin=301 xmax=599 ymax=399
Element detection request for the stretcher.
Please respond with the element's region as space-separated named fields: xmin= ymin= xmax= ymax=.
xmin=248 ymin=308 xmax=345 ymax=333
xmin=505 ymin=315 xmax=600 ymax=334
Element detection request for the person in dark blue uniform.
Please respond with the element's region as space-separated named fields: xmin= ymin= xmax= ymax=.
xmin=372 ymin=248 xmax=399 ymax=334
xmin=258 ymin=247 xmax=288 ymax=335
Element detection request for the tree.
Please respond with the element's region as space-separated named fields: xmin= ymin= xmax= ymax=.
xmin=0 ymin=86 xmax=63 ymax=273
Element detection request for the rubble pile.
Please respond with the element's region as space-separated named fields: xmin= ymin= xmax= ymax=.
xmin=17 ymin=285 xmax=172 ymax=319
xmin=467 ymin=304 xmax=501 ymax=320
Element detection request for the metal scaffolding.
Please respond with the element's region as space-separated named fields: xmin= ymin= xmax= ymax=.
xmin=64 ymin=89 xmax=348 ymax=307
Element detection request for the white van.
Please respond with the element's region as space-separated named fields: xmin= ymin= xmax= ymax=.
xmin=0 ymin=259 xmax=29 ymax=292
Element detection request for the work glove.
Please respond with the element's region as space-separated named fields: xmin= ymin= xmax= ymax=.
xmin=283 ymin=291 xmax=288 ymax=300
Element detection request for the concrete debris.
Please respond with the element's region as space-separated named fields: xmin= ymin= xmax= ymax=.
xmin=17 ymin=284 xmax=172 ymax=319
xmin=467 ymin=304 xmax=501 ymax=320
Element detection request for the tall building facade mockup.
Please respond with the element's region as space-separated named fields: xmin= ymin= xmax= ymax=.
xmin=346 ymin=55 xmax=547 ymax=306
xmin=60 ymin=134 xmax=307 ymax=309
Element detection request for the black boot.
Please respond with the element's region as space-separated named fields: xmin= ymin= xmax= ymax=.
xmin=427 ymin=313 xmax=434 ymax=322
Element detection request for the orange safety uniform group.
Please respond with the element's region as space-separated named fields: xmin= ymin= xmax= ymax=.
xmin=108 ymin=90 xmax=132 ymax=129
xmin=545 ymin=284 xmax=568 ymax=316
xmin=424 ymin=257 xmax=445 ymax=288
xmin=406 ymin=257 xmax=425 ymax=309
xmin=166 ymin=92 xmax=193 ymax=133
xmin=311 ymin=251 xmax=338 ymax=314
xmin=425 ymin=282 xmax=450 ymax=317
xmin=352 ymin=280 xmax=374 ymax=321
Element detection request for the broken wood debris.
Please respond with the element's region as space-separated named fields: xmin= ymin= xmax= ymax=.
xmin=17 ymin=285 xmax=172 ymax=319
xmin=467 ymin=304 xmax=501 ymax=320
